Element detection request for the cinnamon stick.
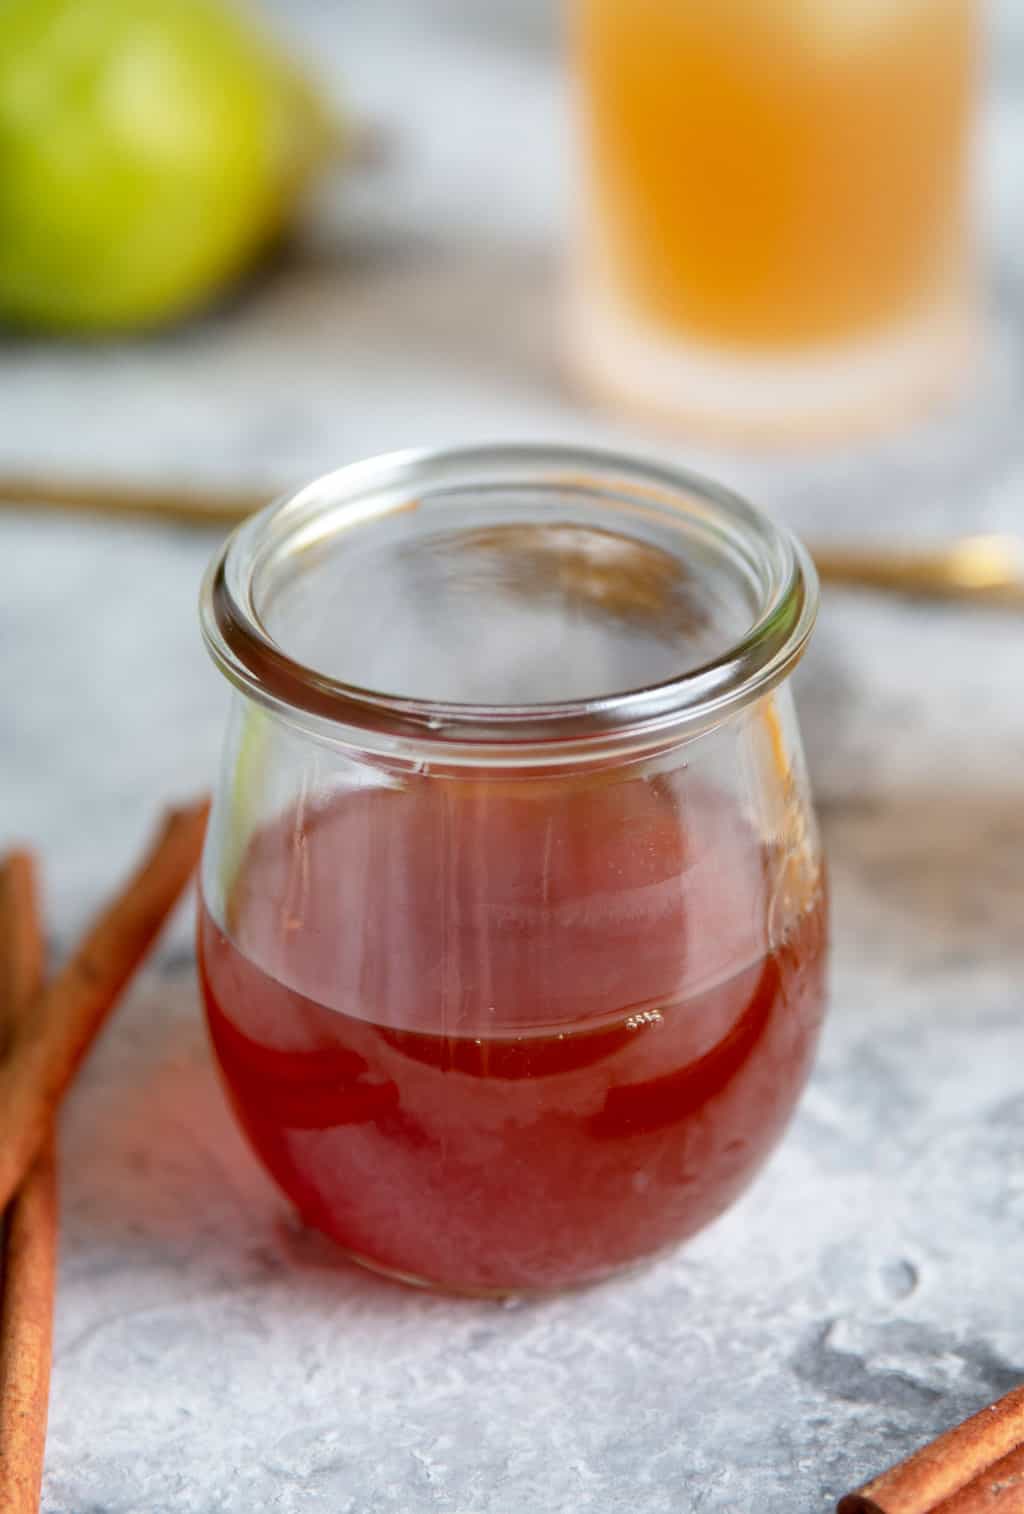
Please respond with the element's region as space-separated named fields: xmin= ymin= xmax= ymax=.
xmin=0 ymin=854 xmax=43 ymax=1042
xmin=838 ymin=1385 xmax=1024 ymax=1514
xmin=0 ymin=800 xmax=209 ymax=1216
xmin=931 ymin=1441 xmax=1024 ymax=1512
xmin=0 ymin=850 xmax=53 ymax=1514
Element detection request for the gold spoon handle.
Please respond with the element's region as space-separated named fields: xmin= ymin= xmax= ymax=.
xmin=0 ymin=473 xmax=266 ymax=527
xmin=811 ymin=535 xmax=1024 ymax=608
xmin=2 ymin=474 xmax=1022 ymax=609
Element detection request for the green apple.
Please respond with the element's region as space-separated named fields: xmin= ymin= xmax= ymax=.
xmin=0 ymin=0 xmax=333 ymax=332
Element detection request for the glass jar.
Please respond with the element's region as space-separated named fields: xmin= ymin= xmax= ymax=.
xmin=570 ymin=0 xmax=979 ymax=441
xmin=198 ymin=444 xmax=828 ymax=1295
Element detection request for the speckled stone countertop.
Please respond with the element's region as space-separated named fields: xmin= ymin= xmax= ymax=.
xmin=2 ymin=6 xmax=1023 ymax=1512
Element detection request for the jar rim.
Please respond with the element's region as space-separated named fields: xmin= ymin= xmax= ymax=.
xmin=200 ymin=443 xmax=818 ymax=762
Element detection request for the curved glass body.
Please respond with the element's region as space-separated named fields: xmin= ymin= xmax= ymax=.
xmin=198 ymin=445 xmax=828 ymax=1294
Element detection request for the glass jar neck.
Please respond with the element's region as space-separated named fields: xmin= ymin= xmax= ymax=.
xmin=200 ymin=444 xmax=817 ymax=766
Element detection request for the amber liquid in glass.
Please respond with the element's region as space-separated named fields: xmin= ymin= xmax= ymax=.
xmin=199 ymin=778 xmax=827 ymax=1292
xmin=576 ymin=0 xmax=973 ymax=349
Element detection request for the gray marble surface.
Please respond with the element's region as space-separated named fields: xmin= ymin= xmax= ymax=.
xmin=2 ymin=6 xmax=1024 ymax=1512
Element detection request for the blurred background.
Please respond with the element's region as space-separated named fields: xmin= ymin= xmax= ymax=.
xmin=0 ymin=0 xmax=1022 ymax=936
xmin=5 ymin=11 xmax=1023 ymax=1512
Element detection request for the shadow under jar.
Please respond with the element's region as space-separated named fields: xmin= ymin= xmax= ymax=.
xmin=198 ymin=445 xmax=828 ymax=1295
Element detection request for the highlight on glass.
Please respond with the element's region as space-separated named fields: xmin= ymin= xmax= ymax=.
xmin=198 ymin=445 xmax=829 ymax=1294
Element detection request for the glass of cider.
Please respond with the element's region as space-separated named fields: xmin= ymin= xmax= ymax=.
xmin=570 ymin=0 xmax=979 ymax=440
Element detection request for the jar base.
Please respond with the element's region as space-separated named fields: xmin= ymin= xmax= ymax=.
xmin=568 ymin=272 xmax=979 ymax=446
xmin=331 ymin=1236 xmax=674 ymax=1300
